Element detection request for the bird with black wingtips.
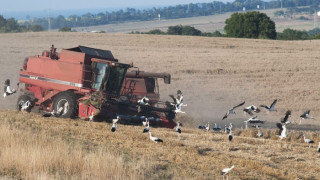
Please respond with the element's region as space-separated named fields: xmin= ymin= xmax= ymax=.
xmin=299 ymin=110 xmax=314 ymax=124
xmin=276 ymin=122 xmax=287 ymax=140
xmin=42 ymin=106 xmax=64 ymax=117
xmin=222 ymin=101 xmax=245 ymax=120
xmin=205 ymin=122 xmax=210 ymax=132
xmin=168 ymin=90 xmax=187 ymax=113
xmin=228 ymin=130 xmax=233 ymax=142
xmin=213 ymin=123 xmax=222 ymax=131
xmin=317 ymin=142 xmax=320 ymax=153
xmin=3 ymin=79 xmax=17 ymax=98
xmin=256 ymin=125 xmax=263 ymax=137
xmin=111 ymin=116 xmax=120 ymax=132
xmin=303 ymin=134 xmax=314 ymax=148
xmin=19 ymin=100 xmax=31 ymax=113
xmin=280 ymin=110 xmax=292 ymax=124
xmin=143 ymin=120 xmax=150 ymax=133
xmin=176 ymin=122 xmax=182 ymax=134
xmin=246 ymin=116 xmax=264 ymax=124
xmin=243 ymin=105 xmax=260 ymax=116
xmin=149 ymin=132 xmax=163 ymax=143
xmin=260 ymin=99 xmax=277 ymax=112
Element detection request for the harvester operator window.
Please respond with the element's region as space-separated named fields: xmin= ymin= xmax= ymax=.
xmin=103 ymin=66 xmax=127 ymax=95
xmin=91 ymin=62 xmax=110 ymax=90
xmin=146 ymin=78 xmax=155 ymax=93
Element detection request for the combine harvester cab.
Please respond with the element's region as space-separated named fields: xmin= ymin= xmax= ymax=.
xmin=18 ymin=45 xmax=176 ymax=128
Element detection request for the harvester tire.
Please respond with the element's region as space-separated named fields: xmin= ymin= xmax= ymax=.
xmin=53 ymin=91 xmax=78 ymax=118
xmin=17 ymin=95 xmax=32 ymax=112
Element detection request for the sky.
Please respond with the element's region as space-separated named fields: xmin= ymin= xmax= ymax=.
xmin=0 ymin=0 xmax=234 ymax=12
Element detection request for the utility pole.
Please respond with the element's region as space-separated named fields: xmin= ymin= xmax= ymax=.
xmin=281 ymin=0 xmax=283 ymax=9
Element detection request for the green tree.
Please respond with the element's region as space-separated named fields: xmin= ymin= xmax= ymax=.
xmin=181 ymin=25 xmax=201 ymax=36
xmin=277 ymin=28 xmax=308 ymax=40
xmin=224 ymin=11 xmax=276 ymax=39
xmin=59 ymin=27 xmax=72 ymax=32
xmin=167 ymin=25 xmax=183 ymax=35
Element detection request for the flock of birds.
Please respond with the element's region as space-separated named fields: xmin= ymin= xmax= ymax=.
xmin=4 ymin=78 xmax=320 ymax=177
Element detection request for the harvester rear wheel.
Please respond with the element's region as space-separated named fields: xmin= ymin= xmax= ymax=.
xmin=53 ymin=91 xmax=78 ymax=118
xmin=17 ymin=95 xmax=32 ymax=112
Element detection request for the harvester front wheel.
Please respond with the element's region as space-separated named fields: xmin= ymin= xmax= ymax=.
xmin=17 ymin=95 xmax=32 ymax=112
xmin=53 ymin=91 xmax=78 ymax=118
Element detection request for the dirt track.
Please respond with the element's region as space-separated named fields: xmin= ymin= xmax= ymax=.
xmin=1 ymin=32 xmax=320 ymax=129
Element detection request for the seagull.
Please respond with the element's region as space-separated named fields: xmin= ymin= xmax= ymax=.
xmin=111 ymin=116 xmax=120 ymax=132
xmin=143 ymin=121 xmax=150 ymax=133
xmin=149 ymin=132 xmax=163 ymax=143
xmin=260 ymin=99 xmax=277 ymax=112
xmin=168 ymin=90 xmax=187 ymax=113
xmin=243 ymin=105 xmax=261 ymax=116
xmin=280 ymin=110 xmax=292 ymax=124
xmin=276 ymin=123 xmax=287 ymax=140
xmin=300 ymin=110 xmax=314 ymax=124
xmin=303 ymin=134 xmax=314 ymax=148
xmin=221 ymin=165 xmax=235 ymax=176
xmin=256 ymin=126 xmax=263 ymax=137
xmin=222 ymin=101 xmax=245 ymax=120
xmin=205 ymin=122 xmax=210 ymax=131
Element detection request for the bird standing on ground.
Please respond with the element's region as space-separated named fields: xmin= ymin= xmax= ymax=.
xmin=205 ymin=122 xmax=210 ymax=131
xmin=317 ymin=142 xmax=320 ymax=153
xmin=260 ymin=99 xmax=277 ymax=112
xmin=243 ymin=105 xmax=261 ymax=116
xmin=143 ymin=120 xmax=150 ymax=133
xmin=213 ymin=123 xmax=222 ymax=131
xmin=228 ymin=130 xmax=233 ymax=142
xmin=42 ymin=107 xmax=64 ymax=117
xmin=149 ymin=132 xmax=163 ymax=143
xmin=89 ymin=111 xmax=94 ymax=122
xmin=222 ymin=101 xmax=245 ymax=120
xmin=176 ymin=122 xmax=182 ymax=134
xmin=256 ymin=126 xmax=263 ymax=137
xmin=111 ymin=116 xmax=120 ymax=132
xmin=303 ymin=134 xmax=314 ymax=148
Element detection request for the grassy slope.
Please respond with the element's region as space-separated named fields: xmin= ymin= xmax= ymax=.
xmin=0 ymin=110 xmax=319 ymax=179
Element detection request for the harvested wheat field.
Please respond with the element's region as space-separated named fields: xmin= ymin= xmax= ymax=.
xmin=1 ymin=32 xmax=320 ymax=179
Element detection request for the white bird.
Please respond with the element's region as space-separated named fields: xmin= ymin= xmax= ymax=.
xmin=228 ymin=130 xmax=233 ymax=142
xmin=143 ymin=121 xmax=150 ymax=133
xmin=243 ymin=105 xmax=260 ymax=116
xmin=256 ymin=126 xmax=263 ymax=137
xmin=89 ymin=111 xmax=94 ymax=122
xmin=42 ymin=106 xmax=64 ymax=117
xmin=111 ymin=116 xmax=120 ymax=132
xmin=176 ymin=122 xmax=182 ymax=134
xmin=142 ymin=117 xmax=149 ymax=126
xmin=303 ymin=135 xmax=314 ymax=148
xmin=317 ymin=142 xmax=320 ymax=153
xmin=137 ymin=96 xmax=150 ymax=105
xmin=19 ymin=100 xmax=31 ymax=112
xmin=168 ymin=90 xmax=187 ymax=113
xmin=213 ymin=123 xmax=222 ymax=131
xmin=222 ymin=101 xmax=245 ymax=120
xmin=246 ymin=116 xmax=264 ymax=124
xmin=149 ymin=132 xmax=163 ymax=143
xmin=276 ymin=123 xmax=287 ymax=140
xmin=221 ymin=165 xmax=235 ymax=175
xmin=260 ymin=99 xmax=277 ymax=112
xmin=205 ymin=122 xmax=210 ymax=131
xmin=300 ymin=110 xmax=314 ymax=124
xmin=3 ymin=79 xmax=17 ymax=99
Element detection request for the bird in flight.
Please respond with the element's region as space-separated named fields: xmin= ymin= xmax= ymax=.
xmin=299 ymin=110 xmax=314 ymax=124
xmin=260 ymin=99 xmax=277 ymax=112
xmin=280 ymin=110 xmax=292 ymax=124
xmin=222 ymin=101 xmax=245 ymax=120
xmin=168 ymin=90 xmax=187 ymax=113
xmin=243 ymin=105 xmax=261 ymax=116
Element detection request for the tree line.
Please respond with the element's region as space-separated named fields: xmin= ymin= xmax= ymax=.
xmin=19 ymin=0 xmax=320 ymax=30
xmin=0 ymin=15 xmax=43 ymax=33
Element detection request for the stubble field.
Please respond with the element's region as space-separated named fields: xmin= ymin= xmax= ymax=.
xmin=0 ymin=32 xmax=320 ymax=179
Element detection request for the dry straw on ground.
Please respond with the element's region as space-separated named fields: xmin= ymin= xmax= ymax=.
xmin=0 ymin=110 xmax=319 ymax=179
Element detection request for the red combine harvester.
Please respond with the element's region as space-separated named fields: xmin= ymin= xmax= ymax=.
xmin=18 ymin=45 xmax=176 ymax=128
